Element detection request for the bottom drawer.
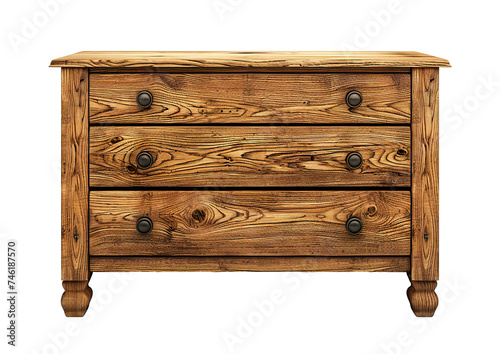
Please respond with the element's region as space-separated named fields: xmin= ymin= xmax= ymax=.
xmin=89 ymin=190 xmax=411 ymax=256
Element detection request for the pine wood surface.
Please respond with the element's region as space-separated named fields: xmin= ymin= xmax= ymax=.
xmin=89 ymin=126 xmax=411 ymax=187
xmin=61 ymin=68 xmax=89 ymax=281
xmin=89 ymin=73 xmax=410 ymax=124
xmin=90 ymin=256 xmax=410 ymax=272
xmin=411 ymin=68 xmax=439 ymax=281
xmin=89 ymin=190 xmax=411 ymax=256
xmin=50 ymin=51 xmax=451 ymax=68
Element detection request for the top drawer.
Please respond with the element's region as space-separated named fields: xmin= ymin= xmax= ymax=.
xmin=89 ymin=73 xmax=410 ymax=124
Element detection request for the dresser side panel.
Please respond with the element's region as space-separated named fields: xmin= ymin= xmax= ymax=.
xmin=61 ymin=68 xmax=90 ymax=281
xmin=411 ymin=68 xmax=439 ymax=280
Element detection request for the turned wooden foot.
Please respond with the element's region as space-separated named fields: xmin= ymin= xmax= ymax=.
xmin=61 ymin=278 xmax=93 ymax=317
xmin=407 ymin=280 xmax=438 ymax=317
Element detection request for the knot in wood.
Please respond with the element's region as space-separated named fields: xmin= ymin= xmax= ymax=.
xmin=192 ymin=209 xmax=206 ymax=222
xmin=367 ymin=205 xmax=377 ymax=216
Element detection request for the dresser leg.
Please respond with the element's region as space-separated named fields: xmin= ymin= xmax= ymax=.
xmin=61 ymin=278 xmax=93 ymax=317
xmin=407 ymin=279 xmax=438 ymax=317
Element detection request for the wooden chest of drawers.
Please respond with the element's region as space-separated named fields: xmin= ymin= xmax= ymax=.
xmin=51 ymin=51 xmax=450 ymax=317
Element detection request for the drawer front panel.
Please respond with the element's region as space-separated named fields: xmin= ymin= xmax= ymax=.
xmin=89 ymin=73 xmax=410 ymax=124
xmin=89 ymin=126 xmax=410 ymax=187
xmin=89 ymin=190 xmax=411 ymax=256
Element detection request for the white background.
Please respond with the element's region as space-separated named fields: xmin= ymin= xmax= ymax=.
xmin=0 ymin=0 xmax=498 ymax=353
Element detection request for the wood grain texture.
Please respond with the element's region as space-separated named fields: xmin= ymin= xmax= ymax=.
xmin=89 ymin=126 xmax=411 ymax=187
xmin=50 ymin=51 xmax=451 ymax=68
xmin=61 ymin=278 xmax=93 ymax=317
xmin=89 ymin=73 xmax=411 ymax=124
xmin=407 ymin=280 xmax=438 ymax=317
xmin=90 ymin=256 xmax=410 ymax=272
xmin=411 ymin=68 xmax=439 ymax=281
xmin=89 ymin=67 xmax=412 ymax=74
xmin=61 ymin=68 xmax=89 ymax=281
xmin=89 ymin=190 xmax=411 ymax=256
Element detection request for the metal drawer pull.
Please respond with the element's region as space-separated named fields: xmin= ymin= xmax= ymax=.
xmin=346 ymin=217 xmax=363 ymax=235
xmin=346 ymin=90 xmax=362 ymax=108
xmin=136 ymin=151 xmax=153 ymax=169
xmin=346 ymin=152 xmax=363 ymax=169
xmin=136 ymin=217 xmax=153 ymax=234
xmin=137 ymin=90 xmax=153 ymax=108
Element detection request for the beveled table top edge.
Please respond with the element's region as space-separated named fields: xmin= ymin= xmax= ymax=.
xmin=50 ymin=51 xmax=451 ymax=68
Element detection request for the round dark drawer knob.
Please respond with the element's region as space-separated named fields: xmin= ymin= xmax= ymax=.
xmin=136 ymin=152 xmax=153 ymax=169
xmin=346 ymin=91 xmax=362 ymax=108
xmin=137 ymin=217 xmax=153 ymax=234
xmin=346 ymin=217 xmax=363 ymax=235
xmin=346 ymin=152 xmax=363 ymax=169
xmin=137 ymin=90 xmax=153 ymax=108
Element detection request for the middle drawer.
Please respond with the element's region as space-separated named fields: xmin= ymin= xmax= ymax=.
xmin=89 ymin=126 xmax=410 ymax=187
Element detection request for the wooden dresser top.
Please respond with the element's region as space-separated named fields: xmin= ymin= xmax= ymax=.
xmin=50 ymin=51 xmax=450 ymax=69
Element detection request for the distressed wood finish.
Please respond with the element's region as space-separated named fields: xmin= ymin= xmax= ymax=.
xmin=407 ymin=280 xmax=439 ymax=317
xmin=89 ymin=126 xmax=411 ymax=187
xmin=53 ymin=51 xmax=449 ymax=318
xmin=411 ymin=68 xmax=439 ymax=281
xmin=90 ymin=256 xmax=410 ymax=272
xmin=89 ymin=73 xmax=411 ymax=124
xmin=50 ymin=51 xmax=451 ymax=68
xmin=89 ymin=190 xmax=411 ymax=256
xmin=61 ymin=68 xmax=90 ymax=281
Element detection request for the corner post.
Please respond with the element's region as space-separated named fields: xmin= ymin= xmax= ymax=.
xmin=409 ymin=67 xmax=439 ymax=317
xmin=60 ymin=68 xmax=92 ymax=316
